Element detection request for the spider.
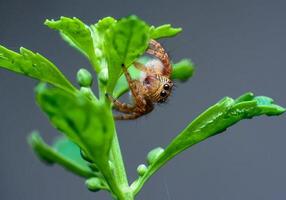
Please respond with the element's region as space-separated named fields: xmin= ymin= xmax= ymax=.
xmin=106 ymin=39 xmax=174 ymax=120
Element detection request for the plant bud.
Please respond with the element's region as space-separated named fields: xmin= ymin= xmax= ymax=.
xmin=98 ymin=67 xmax=108 ymax=85
xmin=137 ymin=164 xmax=147 ymax=176
xmin=146 ymin=147 xmax=164 ymax=165
xmin=79 ymin=87 xmax=94 ymax=100
xmin=80 ymin=149 xmax=93 ymax=163
xmin=171 ymin=59 xmax=195 ymax=81
xmin=85 ymin=177 xmax=103 ymax=192
xmin=77 ymin=68 xmax=93 ymax=87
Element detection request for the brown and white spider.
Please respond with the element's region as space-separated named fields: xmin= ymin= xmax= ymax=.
xmin=106 ymin=39 xmax=174 ymax=120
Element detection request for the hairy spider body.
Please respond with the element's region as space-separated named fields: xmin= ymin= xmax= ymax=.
xmin=107 ymin=39 xmax=173 ymax=120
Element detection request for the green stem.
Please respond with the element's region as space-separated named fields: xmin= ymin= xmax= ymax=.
xmin=89 ymin=55 xmax=101 ymax=73
xmin=110 ymin=130 xmax=133 ymax=200
xmin=99 ymin=161 xmax=126 ymax=200
xmin=98 ymin=76 xmax=133 ymax=200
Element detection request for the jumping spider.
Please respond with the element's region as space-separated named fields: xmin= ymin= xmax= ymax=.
xmin=106 ymin=39 xmax=173 ymax=120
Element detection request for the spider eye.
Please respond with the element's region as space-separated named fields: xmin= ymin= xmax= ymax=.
xmin=160 ymin=90 xmax=167 ymax=97
xmin=163 ymin=84 xmax=170 ymax=90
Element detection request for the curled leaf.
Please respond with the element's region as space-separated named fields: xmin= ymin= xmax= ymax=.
xmin=28 ymin=132 xmax=95 ymax=178
xmin=150 ymin=24 xmax=182 ymax=39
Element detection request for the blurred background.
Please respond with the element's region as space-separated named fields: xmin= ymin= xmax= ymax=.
xmin=0 ymin=0 xmax=285 ymax=199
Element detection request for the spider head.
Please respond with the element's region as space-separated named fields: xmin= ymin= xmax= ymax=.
xmin=143 ymin=74 xmax=173 ymax=103
xmin=157 ymin=79 xmax=173 ymax=103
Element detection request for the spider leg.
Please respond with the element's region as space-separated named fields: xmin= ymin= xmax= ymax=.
xmin=134 ymin=61 xmax=149 ymax=73
xmin=148 ymin=39 xmax=163 ymax=52
xmin=147 ymin=39 xmax=172 ymax=77
xmin=106 ymin=93 xmax=135 ymax=113
xmin=121 ymin=64 xmax=146 ymax=105
xmin=115 ymin=112 xmax=142 ymax=120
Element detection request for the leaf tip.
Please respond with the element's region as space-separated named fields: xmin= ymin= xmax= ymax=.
xmin=27 ymin=130 xmax=41 ymax=147
xmin=176 ymin=27 xmax=183 ymax=33
xmin=271 ymin=105 xmax=286 ymax=115
xmin=44 ymin=19 xmax=53 ymax=26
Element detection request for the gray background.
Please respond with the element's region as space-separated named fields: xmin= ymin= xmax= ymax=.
xmin=0 ymin=0 xmax=285 ymax=199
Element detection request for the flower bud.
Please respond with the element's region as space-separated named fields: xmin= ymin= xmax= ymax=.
xmin=137 ymin=164 xmax=147 ymax=176
xmin=171 ymin=59 xmax=195 ymax=81
xmin=79 ymin=87 xmax=95 ymax=101
xmin=77 ymin=68 xmax=93 ymax=87
xmin=146 ymin=147 xmax=164 ymax=165
xmin=85 ymin=177 xmax=103 ymax=192
xmin=98 ymin=67 xmax=108 ymax=85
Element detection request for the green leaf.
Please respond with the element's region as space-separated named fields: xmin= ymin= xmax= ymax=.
xmin=103 ymin=15 xmax=150 ymax=92
xmin=35 ymin=84 xmax=114 ymax=165
xmin=89 ymin=17 xmax=117 ymax=74
xmin=45 ymin=17 xmax=101 ymax=72
xmin=28 ymin=131 xmax=95 ymax=178
xmin=35 ymin=84 xmax=124 ymax=197
xmin=131 ymin=92 xmax=285 ymax=196
xmin=0 ymin=46 xmax=76 ymax=93
xmin=172 ymin=59 xmax=195 ymax=81
xmin=150 ymin=24 xmax=182 ymax=39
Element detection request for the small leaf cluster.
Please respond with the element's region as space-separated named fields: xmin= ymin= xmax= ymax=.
xmin=0 ymin=15 xmax=284 ymax=200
